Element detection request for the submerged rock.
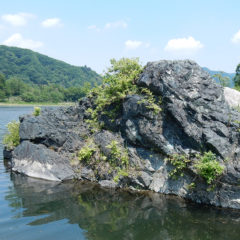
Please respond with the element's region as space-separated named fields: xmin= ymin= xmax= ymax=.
xmin=7 ymin=60 xmax=240 ymax=209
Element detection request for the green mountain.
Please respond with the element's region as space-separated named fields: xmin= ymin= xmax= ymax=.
xmin=202 ymin=67 xmax=235 ymax=87
xmin=0 ymin=45 xmax=101 ymax=87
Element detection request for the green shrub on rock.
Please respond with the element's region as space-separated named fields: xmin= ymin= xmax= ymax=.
xmin=33 ymin=107 xmax=41 ymax=116
xmin=78 ymin=146 xmax=95 ymax=163
xmin=106 ymin=140 xmax=129 ymax=167
xmin=195 ymin=151 xmax=224 ymax=185
xmin=78 ymin=139 xmax=96 ymax=163
xmin=167 ymin=154 xmax=190 ymax=179
xmin=167 ymin=151 xmax=224 ymax=186
xmin=113 ymin=169 xmax=129 ymax=183
xmin=86 ymin=58 xmax=162 ymax=130
xmin=3 ymin=121 xmax=20 ymax=150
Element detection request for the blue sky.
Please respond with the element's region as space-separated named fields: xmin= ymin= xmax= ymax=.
xmin=0 ymin=0 xmax=239 ymax=73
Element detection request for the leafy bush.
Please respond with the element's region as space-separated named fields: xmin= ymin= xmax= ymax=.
xmin=167 ymin=154 xmax=190 ymax=179
xmin=137 ymin=88 xmax=162 ymax=115
xmin=78 ymin=138 xmax=97 ymax=163
xmin=195 ymin=151 xmax=224 ymax=184
xmin=113 ymin=169 xmax=129 ymax=183
xmin=106 ymin=140 xmax=129 ymax=167
xmin=187 ymin=182 xmax=196 ymax=190
xmin=3 ymin=121 xmax=20 ymax=150
xmin=87 ymin=58 xmax=161 ymax=130
xmin=167 ymin=151 xmax=224 ymax=185
xmin=33 ymin=107 xmax=41 ymax=116
xmin=78 ymin=144 xmax=96 ymax=163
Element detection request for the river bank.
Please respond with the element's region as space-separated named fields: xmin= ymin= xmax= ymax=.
xmin=0 ymin=102 xmax=75 ymax=107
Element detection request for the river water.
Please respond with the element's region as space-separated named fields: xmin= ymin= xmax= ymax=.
xmin=0 ymin=106 xmax=240 ymax=240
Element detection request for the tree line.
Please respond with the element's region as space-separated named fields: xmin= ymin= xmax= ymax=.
xmin=234 ymin=64 xmax=240 ymax=90
xmin=0 ymin=74 xmax=91 ymax=103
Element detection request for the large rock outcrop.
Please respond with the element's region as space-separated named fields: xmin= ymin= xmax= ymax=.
xmin=8 ymin=60 xmax=240 ymax=209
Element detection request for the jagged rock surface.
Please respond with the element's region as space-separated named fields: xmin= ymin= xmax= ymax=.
xmin=8 ymin=60 xmax=240 ymax=209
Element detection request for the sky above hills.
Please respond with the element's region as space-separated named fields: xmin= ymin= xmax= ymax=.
xmin=0 ymin=0 xmax=239 ymax=73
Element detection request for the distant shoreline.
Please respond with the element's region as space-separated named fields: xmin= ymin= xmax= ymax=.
xmin=0 ymin=102 xmax=75 ymax=107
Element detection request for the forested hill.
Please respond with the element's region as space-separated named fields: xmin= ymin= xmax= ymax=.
xmin=0 ymin=45 xmax=101 ymax=87
xmin=203 ymin=67 xmax=235 ymax=87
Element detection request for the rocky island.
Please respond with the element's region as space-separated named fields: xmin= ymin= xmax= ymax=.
xmin=4 ymin=59 xmax=240 ymax=209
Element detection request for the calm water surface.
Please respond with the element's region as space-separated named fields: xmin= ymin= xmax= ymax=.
xmin=0 ymin=106 xmax=240 ymax=240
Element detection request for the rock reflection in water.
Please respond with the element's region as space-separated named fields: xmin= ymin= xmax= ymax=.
xmin=6 ymin=173 xmax=240 ymax=240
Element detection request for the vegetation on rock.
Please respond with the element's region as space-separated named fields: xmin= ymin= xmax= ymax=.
xmin=76 ymin=137 xmax=130 ymax=183
xmin=167 ymin=154 xmax=190 ymax=179
xmin=195 ymin=151 xmax=224 ymax=185
xmin=106 ymin=140 xmax=129 ymax=183
xmin=78 ymin=139 xmax=96 ymax=163
xmin=106 ymin=140 xmax=129 ymax=167
xmin=167 ymin=151 xmax=224 ymax=186
xmin=113 ymin=169 xmax=129 ymax=183
xmin=33 ymin=107 xmax=41 ymax=116
xmin=3 ymin=121 xmax=20 ymax=150
xmin=86 ymin=58 xmax=161 ymax=130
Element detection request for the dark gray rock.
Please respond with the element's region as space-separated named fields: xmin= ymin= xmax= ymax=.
xmin=3 ymin=147 xmax=13 ymax=160
xmin=94 ymin=130 xmax=125 ymax=157
xmin=19 ymin=106 xmax=87 ymax=151
xmin=137 ymin=171 xmax=153 ymax=188
xmin=12 ymin=141 xmax=74 ymax=181
xmin=136 ymin=60 xmax=237 ymax=159
xmin=79 ymin=167 xmax=96 ymax=181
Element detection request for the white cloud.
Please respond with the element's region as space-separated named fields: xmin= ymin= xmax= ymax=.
xmin=164 ymin=36 xmax=203 ymax=51
xmin=0 ymin=24 xmax=5 ymax=32
xmin=104 ymin=20 xmax=127 ymax=29
xmin=145 ymin=42 xmax=151 ymax=48
xmin=88 ymin=20 xmax=127 ymax=32
xmin=2 ymin=13 xmax=35 ymax=26
xmin=125 ymin=40 xmax=150 ymax=50
xmin=0 ymin=25 xmax=5 ymax=37
xmin=3 ymin=33 xmax=43 ymax=50
xmin=125 ymin=40 xmax=143 ymax=50
xmin=88 ymin=25 xmax=97 ymax=30
xmin=41 ymin=18 xmax=61 ymax=28
xmin=232 ymin=30 xmax=240 ymax=43
xmin=87 ymin=25 xmax=100 ymax=32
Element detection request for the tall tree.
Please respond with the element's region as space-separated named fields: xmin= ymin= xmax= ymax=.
xmin=234 ymin=64 xmax=240 ymax=87
xmin=0 ymin=74 xmax=6 ymax=101
xmin=213 ymin=72 xmax=230 ymax=87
